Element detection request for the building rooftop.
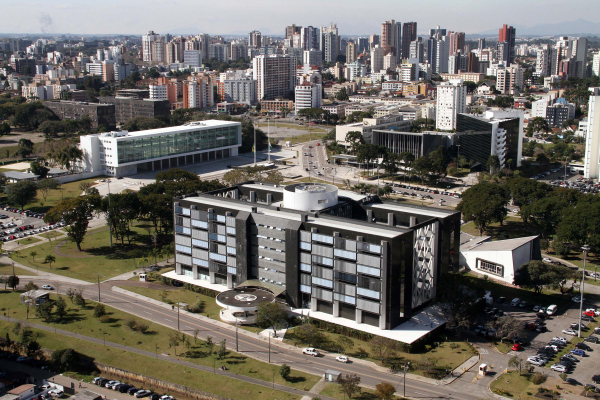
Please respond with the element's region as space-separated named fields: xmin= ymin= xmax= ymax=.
xmin=91 ymin=120 xmax=240 ymax=140
xmin=462 ymin=235 xmax=539 ymax=252
xmin=368 ymin=201 xmax=457 ymax=219
xmin=3 ymin=171 xmax=39 ymax=180
xmin=8 ymin=385 xmax=35 ymax=395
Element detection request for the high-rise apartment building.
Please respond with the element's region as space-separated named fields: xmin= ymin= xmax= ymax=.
xmin=435 ymin=79 xmax=466 ymax=131
xmin=453 ymin=32 xmax=465 ymax=54
xmin=498 ymin=24 xmax=516 ymax=64
xmin=409 ymin=38 xmax=424 ymax=63
xmin=223 ymin=78 xmax=257 ymax=106
xmin=496 ymin=64 xmax=524 ymax=95
xmin=142 ymin=31 xmax=160 ymax=62
xmin=209 ymin=44 xmax=230 ymax=62
xmin=383 ymin=53 xmax=396 ymax=71
xmin=182 ymin=77 xmax=214 ymax=109
xmin=321 ymin=23 xmax=340 ymax=63
xmin=381 ymin=20 xmax=402 ymax=62
xmin=252 ymin=55 xmax=295 ymax=101
xmin=357 ymin=37 xmax=369 ymax=54
xmin=300 ymin=26 xmax=319 ymax=51
xmin=536 ymin=46 xmax=550 ymax=76
xmin=428 ymin=26 xmax=448 ymax=74
xmin=467 ymin=53 xmax=479 ymax=73
xmin=286 ymin=24 xmax=302 ymax=40
xmin=371 ymin=46 xmax=385 ymax=73
xmin=346 ymin=41 xmax=357 ymax=64
xmin=401 ymin=22 xmax=417 ymax=60
xmin=593 ymin=52 xmax=600 ymax=77
xmin=303 ymin=50 xmax=323 ymax=68
xmin=478 ymin=38 xmax=486 ymax=50
xmin=369 ymin=34 xmax=380 ymax=50
xmin=568 ymin=37 xmax=588 ymax=78
xmin=295 ymin=82 xmax=322 ymax=112
xmin=584 ymin=87 xmax=600 ymax=179
xmin=248 ymin=30 xmax=262 ymax=48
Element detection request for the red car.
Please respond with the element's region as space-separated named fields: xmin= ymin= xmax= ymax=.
xmin=511 ymin=343 xmax=522 ymax=351
xmin=583 ymin=311 xmax=595 ymax=317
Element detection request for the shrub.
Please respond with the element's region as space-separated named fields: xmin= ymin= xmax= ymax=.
xmin=189 ymin=299 xmax=203 ymax=313
xmin=531 ymin=372 xmax=546 ymax=385
xmin=537 ymin=387 xmax=546 ymax=393
xmin=126 ymin=319 xmax=138 ymax=330
xmin=100 ymin=315 xmax=110 ymax=323
xmin=136 ymin=323 xmax=149 ymax=334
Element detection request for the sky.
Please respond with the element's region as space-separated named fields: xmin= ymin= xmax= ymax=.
xmin=3 ymin=0 xmax=600 ymax=36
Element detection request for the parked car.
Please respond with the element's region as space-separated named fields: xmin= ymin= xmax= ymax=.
xmin=551 ymin=364 xmax=569 ymax=372
xmin=584 ymin=336 xmax=599 ymax=344
xmin=302 ymin=348 xmax=320 ymax=356
xmin=547 ymin=304 xmax=558 ymax=315
xmin=134 ymin=390 xmax=152 ymax=398
xmin=127 ymin=387 xmax=139 ymax=395
xmin=48 ymin=389 xmax=64 ymax=398
xmin=562 ymin=329 xmax=577 ymax=335
xmin=576 ymin=342 xmax=592 ymax=351
xmin=118 ymin=385 xmax=133 ymax=393
xmin=571 ymin=349 xmax=586 ymax=356
xmin=511 ymin=343 xmax=522 ymax=351
xmin=510 ymin=298 xmax=521 ymax=306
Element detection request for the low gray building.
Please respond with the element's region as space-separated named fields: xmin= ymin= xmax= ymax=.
xmin=43 ymin=100 xmax=116 ymax=130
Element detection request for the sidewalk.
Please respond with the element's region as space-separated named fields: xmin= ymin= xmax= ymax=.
xmin=3 ymin=254 xmax=93 ymax=286
xmin=0 ymin=315 xmax=322 ymax=400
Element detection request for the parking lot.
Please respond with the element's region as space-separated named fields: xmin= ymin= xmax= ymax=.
xmin=0 ymin=205 xmax=58 ymax=242
xmin=473 ymin=296 xmax=600 ymax=391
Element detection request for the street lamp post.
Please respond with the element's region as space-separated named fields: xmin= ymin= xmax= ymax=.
xmin=97 ymin=274 xmax=101 ymax=302
xmin=268 ymin=332 xmax=271 ymax=363
xmin=579 ymin=245 xmax=590 ymax=338
xmin=403 ymin=362 xmax=410 ymax=398
xmin=235 ymin=318 xmax=239 ymax=352
xmin=107 ymin=180 xmax=113 ymax=251
xmin=155 ymin=344 xmax=159 ymax=359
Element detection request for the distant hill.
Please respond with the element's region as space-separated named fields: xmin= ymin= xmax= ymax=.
xmin=479 ymin=19 xmax=600 ymax=37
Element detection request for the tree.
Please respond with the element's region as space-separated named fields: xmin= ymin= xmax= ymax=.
xmin=255 ymin=302 xmax=288 ymax=337
xmin=217 ymin=339 xmax=227 ymax=359
xmin=336 ymin=87 xmax=349 ymax=101
xmin=295 ymin=323 xmax=324 ymax=347
xmin=345 ymin=131 xmax=364 ymax=155
xmin=375 ymin=382 xmax=396 ymax=400
xmin=55 ymin=296 xmax=67 ymax=320
xmin=24 ymin=281 xmax=38 ymax=291
xmin=335 ymin=336 xmax=355 ymax=354
xmin=369 ymin=336 xmax=398 ymax=364
xmin=35 ymin=301 xmax=54 ymax=323
xmin=514 ymin=260 xmax=574 ymax=294
xmin=45 ymin=195 xmax=99 ymax=251
xmin=487 ymin=315 xmax=524 ymax=342
xmin=17 ymin=138 xmax=34 ymax=158
xmin=0 ymin=122 xmax=10 ymax=137
xmin=36 ymin=179 xmax=60 ymax=202
xmin=486 ymin=155 xmax=501 ymax=175
xmin=456 ymin=183 xmax=508 ymax=235
xmin=51 ymin=348 xmax=80 ymax=371
xmin=93 ymin=304 xmax=106 ymax=319
xmin=168 ymin=332 xmax=181 ymax=355
xmin=411 ymin=156 xmax=433 ymax=184
xmin=44 ymin=255 xmax=56 ymax=269
xmin=7 ymin=275 xmax=19 ymax=291
xmin=437 ymin=274 xmax=485 ymax=332
xmin=30 ymin=162 xmax=49 ymax=178
xmin=508 ymin=356 xmax=527 ymax=376
xmin=419 ymin=355 xmax=439 ymax=375
xmin=205 ymin=335 xmax=214 ymax=354
xmin=279 ymin=364 xmax=291 ymax=381
xmin=5 ymin=180 xmax=38 ymax=210
xmin=527 ymin=117 xmax=550 ymax=137
xmin=29 ymin=251 xmax=37 ymax=262
xmin=162 ymin=243 xmax=174 ymax=263
xmin=73 ymin=291 xmax=86 ymax=309
xmin=337 ymin=373 xmax=361 ymax=399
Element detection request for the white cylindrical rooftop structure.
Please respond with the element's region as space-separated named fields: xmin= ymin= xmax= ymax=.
xmin=283 ymin=183 xmax=338 ymax=212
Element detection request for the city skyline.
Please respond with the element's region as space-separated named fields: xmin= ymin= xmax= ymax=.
xmin=3 ymin=0 xmax=600 ymax=36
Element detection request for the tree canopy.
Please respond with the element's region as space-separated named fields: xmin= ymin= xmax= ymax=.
xmin=456 ymin=183 xmax=509 ymax=235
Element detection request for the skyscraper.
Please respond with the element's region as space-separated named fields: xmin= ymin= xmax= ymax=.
xmin=584 ymin=87 xmax=600 ymax=179
xmin=401 ymin=22 xmax=417 ymax=60
xmin=436 ymin=79 xmax=467 ymax=131
xmin=478 ymin=38 xmax=486 ymax=50
xmin=371 ymin=46 xmax=385 ymax=73
xmin=286 ymin=24 xmax=302 ymax=40
xmin=454 ymin=32 xmax=465 ymax=54
xmin=300 ymin=26 xmax=319 ymax=51
xmin=321 ymin=23 xmax=339 ymax=63
xmin=409 ymin=38 xmax=424 ymax=63
xmin=498 ymin=24 xmax=516 ymax=64
xmin=381 ymin=20 xmax=402 ymax=62
xmin=346 ymin=41 xmax=357 ymax=64
xmin=248 ymin=30 xmax=262 ymax=48
xmin=142 ymin=31 xmax=160 ymax=62
xmin=252 ymin=55 xmax=294 ymax=101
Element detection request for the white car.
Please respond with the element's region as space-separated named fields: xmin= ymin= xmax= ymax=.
xmin=105 ymin=381 xmax=119 ymax=388
xmin=543 ymin=257 xmax=553 ymax=263
xmin=41 ymin=285 xmax=54 ymax=290
xmin=572 ymin=296 xmax=587 ymax=303
xmin=48 ymin=390 xmax=64 ymax=398
xmin=134 ymin=390 xmax=152 ymax=398
xmin=160 ymin=396 xmax=174 ymax=400
xmin=551 ymin=364 xmax=568 ymax=372
xmin=335 ymin=355 xmax=350 ymax=363
xmin=546 ymin=305 xmax=557 ymax=315
xmin=302 ymin=348 xmax=320 ymax=356
xmin=562 ymin=329 xmax=577 ymax=336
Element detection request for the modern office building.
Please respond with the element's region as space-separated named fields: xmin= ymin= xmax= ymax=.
xmin=401 ymin=22 xmax=417 ymax=59
xmin=584 ymin=87 xmax=600 ymax=179
xmin=183 ymin=50 xmax=203 ymax=68
xmin=142 ymin=31 xmax=161 ymax=62
xmin=223 ymin=78 xmax=257 ymax=106
xmin=498 ymin=24 xmax=516 ymax=64
xmin=99 ymin=96 xmax=170 ymax=124
xmin=168 ymin=181 xmax=461 ymax=331
xmin=303 ymin=50 xmax=323 ymax=68
xmin=79 ymin=120 xmax=241 ymax=177
xmin=381 ymin=20 xmax=402 ymax=62
xmin=455 ymin=110 xmax=524 ymax=169
xmin=371 ymin=130 xmax=450 ymax=159
xmin=253 ymin=55 xmax=295 ymax=101
xmin=336 ymin=114 xmax=413 ymax=145
xmin=43 ymin=100 xmax=116 ymax=130
xmin=294 ymin=82 xmax=322 ymax=112
xmin=435 ymin=79 xmax=466 ymax=131
xmin=248 ymin=30 xmax=262 ymax=48
xmin=545 ymin=99 xmax=575 ymax=127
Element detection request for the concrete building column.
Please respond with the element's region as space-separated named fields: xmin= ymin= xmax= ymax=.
xmin=409 ymin=216 xmax=417 ymax=227
xmin=176 ymin=157 xmax=179 ymax=167
xmin=209 ymin=271 xmax=216 ymax=284
xmin=355 ymin=308 xmax=362 ymax=324
xmin=175 ymin=263 xmax=182 ymax=275
xmin=227 ymin=274 xmax=233 ymax=289
xmin=192 ymin=265 xmax=199 ymax=280
xmin=333 ymin=300 xmax=340 ymax=317
xmin=310 ymin=297 xmax=317 ymax=312
xmin=151 ymin=161 xmax=155 ymax=171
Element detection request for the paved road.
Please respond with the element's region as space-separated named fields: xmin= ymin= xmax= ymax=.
xmin=20 ymin=275 xmax=483 ymax=400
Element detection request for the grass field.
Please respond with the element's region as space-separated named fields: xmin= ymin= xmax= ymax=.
xmin=0 ymin=320 xmax=301 ymax=400
xmin=10 ymin=223 xmax=164 ymax=282
xmin=39 ymin=230 xmax=66 ymax=240
xmin=16 ymin=236 xmax=43 ymax=245
xmin=319 ymin=383 xmax=406 ymax=399
xmin=22 ymin=177 xmax=103 ymax=213
xmin=489 ymin=371 xmax=541 ymax=399
xmin=283 ymin=327 xmax=476 ymax=378
xmin=274 ymin=132 xmax=327 ymax=145
xmin=0 ymin=142 xmax=46 ymax=162
xmin=0 ymin=290 xmax=320 ymax=393
xmin=0 ymin=263 xmax=35 ymax=276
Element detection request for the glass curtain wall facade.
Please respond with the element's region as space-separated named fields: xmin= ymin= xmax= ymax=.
xmin=117 ymin=126 xmax=239 ymax=164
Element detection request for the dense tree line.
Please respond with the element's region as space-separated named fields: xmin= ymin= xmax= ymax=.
xmin=44 ymin=169 xmax=224 ymax=250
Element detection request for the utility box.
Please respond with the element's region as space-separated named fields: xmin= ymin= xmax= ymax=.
xmin=479 ymin=364 xmax=488 ymax=376
xmin=139 ymin=273 xmax=147 ymax=282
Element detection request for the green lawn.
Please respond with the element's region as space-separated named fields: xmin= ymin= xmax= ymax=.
xmin=39 ymin=230 xmax=66 ymax=240
xmin=0 ymin=142 xmax=46 ymax=162
xmin=269 ymin=131 xmax=327 ymax=145
xmin=283 ymin=327 xmax=476 ymax=378
xmin=16 ymin=236 xmax=43 ymax=245
xmin=10 ymin=223 xmax=165 ymax=282
xmin=489 ymin=371 xmax=541 ymax=399
xmin=0 ymin=290 xmax=320 ymax=392
xmin=0 ymin=320 xmax=300 ymax=400
xmin=461 ymin=217 xmax=541 ymax=240
xmin=320 ymin=383 xmax=406 ymax=400
xmin=0 ymin=263 xmax=35 ymax=276
xmin=25 ymin=177 xmax=104 ymax=213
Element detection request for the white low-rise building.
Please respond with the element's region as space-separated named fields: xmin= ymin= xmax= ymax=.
xmin=79 ymin=120 xmax=241 ymax=177
xmin=460 ymin=234 xmax=541 ymax=284
xmin=294 ymin=82 xmax=322 ymax=112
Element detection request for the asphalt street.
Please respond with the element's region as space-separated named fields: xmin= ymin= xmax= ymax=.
xmin=19 ymin=276 xmax=483 ymax=400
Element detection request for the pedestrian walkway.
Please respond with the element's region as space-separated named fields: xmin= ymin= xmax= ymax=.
xmin=301 ymin=378 xmax=328 ymax=400
xmin=0 ymin=315 xmax=324 ymax=400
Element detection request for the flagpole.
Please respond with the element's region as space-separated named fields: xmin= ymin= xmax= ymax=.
xmin=253 ymin=121 xmax=256 ymax=166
